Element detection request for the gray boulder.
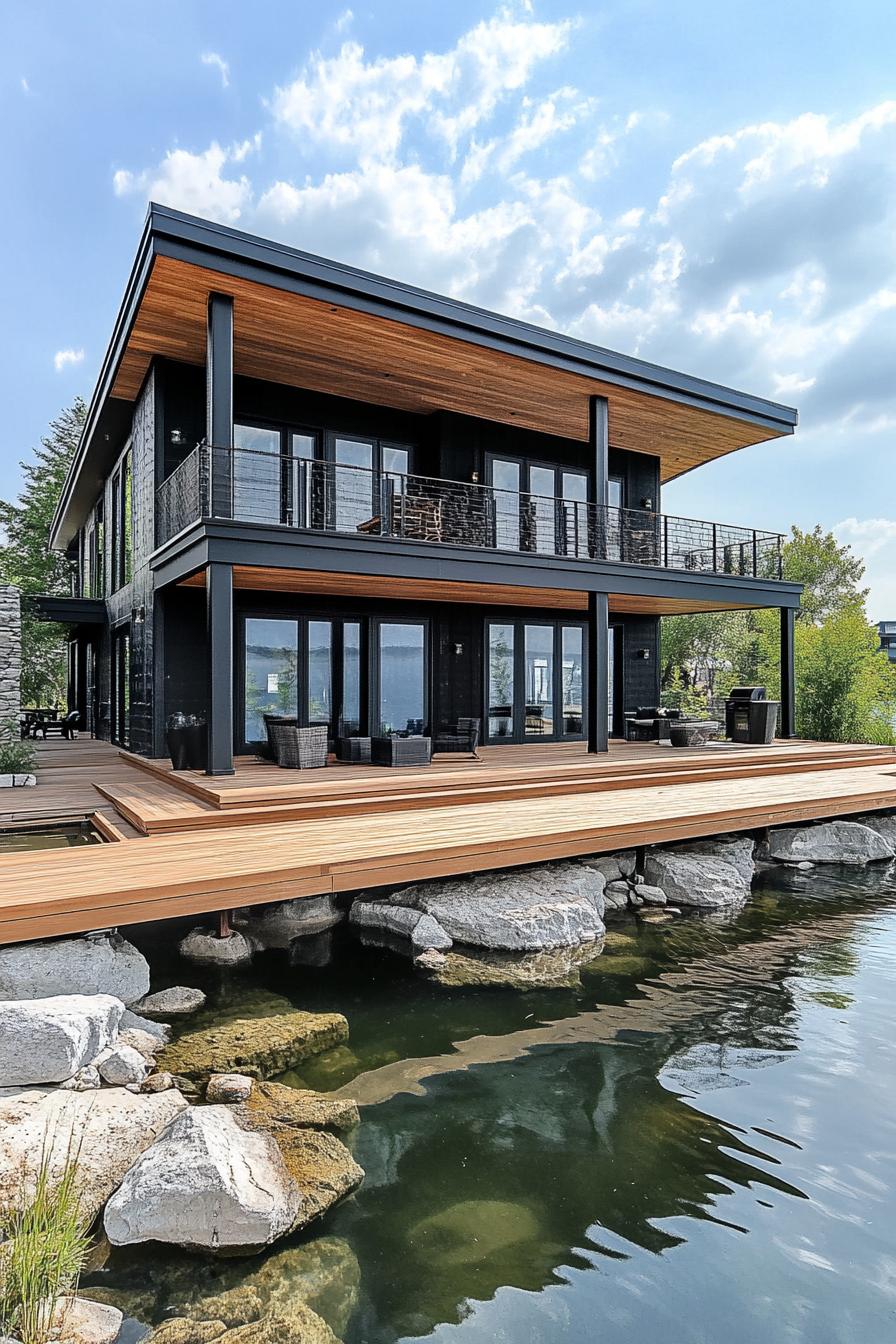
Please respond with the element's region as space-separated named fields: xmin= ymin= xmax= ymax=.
xmin=638 ymin=884 xmax=667 ymax=906
xmin=581 ymin=851 xmax=636 ymax=884
xmin=244 ymin=895 xmax=343 ymax=949
xmin=104 ymin=1105 xmax=300 ymax=1251
xmin=603 ymin=880 xmax=631 ymax=911
xmin=58 ymin=1065 xmax=102 ymax=1092
xmin=850 ymin=812 xmax=896 ymax=851
xmin=644 ymin=852 xmax=750 ymax=909
xmin=135 ymin=987 xmax=206 ymax=1018
xmin=0 ymin=994 xmax=123 ymax=1087
xmin=50 ymin=1296 xmax=123 ymax=1344
xmin=178 ymin=928 xmax=253 ymax=967
xmin=120 ymin=1009 xmax=171 ymax=1045
xmin=0 ymin=931 xmax=149 ymax=1005
xmin=96 ymin=1043 xmax=149 ymax=1086
xmin=350 ymin=901 xmax=452 ymax=950
xmin=394 ymin=862 xmax=606 ymax=951
xmin=671 ymin=834 xmax=756 ymax=884
xmin=0 ymin=1085 xmax=187 ymax=1224
xmin=767 ymin=820 xmax=894 ymax=865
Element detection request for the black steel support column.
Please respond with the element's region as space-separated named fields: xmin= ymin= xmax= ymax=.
xmin=206 ymin=561 xmax=234 ymax=775
xmin=207 ymin=293 xmax=234 ymax=520
xmin=780 ymin=606 xmax=796 ymax=739
xmin=587 ymin=590 xmax=609 ymax=753
xmin=589 ymin=395 xmax=609 ymax=509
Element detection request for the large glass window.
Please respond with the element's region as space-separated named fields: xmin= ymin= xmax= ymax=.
xmin=561 ymin=471 xmax=589 ymax=558
xmin=561 ymin=626 xmax=584 ymax=735
xmin=377 ymin=622 xmax=425 ymax=735
xmin=334 ymin=437 xmax=375 ymax=532
xmin=234 ymin=425 xmax=282 ymax=525
xmin=524 ymin=625 xmax=554 ymax=736
xmin=243 ymin=618 xmax=299 ymax=744
xmin=341 ymin=622 xmax=362 ymax=735
xmin=529 ymin=465 xmax=556 ymax=555
xmin=289 ymin=433 xmax=317 ymax=527
xmin=487 ymin=624 xmax=515 ymax=739
xmin=491 ymin=459 xmax=521 ymax=550
xmin=307 ymin=620 xmax=333 ymax=726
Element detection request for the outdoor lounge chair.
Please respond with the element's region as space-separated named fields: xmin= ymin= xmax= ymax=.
xmin=35 ymin=710 xmax=79 ymax=740
xmin=433 ymin=717 xmax=481 ymax=759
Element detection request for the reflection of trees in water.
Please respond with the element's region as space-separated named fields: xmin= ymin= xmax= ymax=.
xmin=332 ymin=879 xmax=894 ymax=1344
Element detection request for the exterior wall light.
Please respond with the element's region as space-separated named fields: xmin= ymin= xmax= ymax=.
xmin=641 ymin=496 xmax=654 ymax=510
xmin=636 ymin=648 xmax=651 ymax=660
xmin=170 ymin=428 xmax=185 ymax=445
xmin=454 ymin=642 xmax=464 ymax=656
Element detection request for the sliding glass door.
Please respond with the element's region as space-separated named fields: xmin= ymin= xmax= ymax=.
xmin=486 ymin=619 xmax=586 ymax=743
xmin=376 ymin=621 xmax=427 ymax=735
xmin=487 ymin=456 xmax=590 ymax=556
xmin=243 ymin=618 xmax=299 ymax=745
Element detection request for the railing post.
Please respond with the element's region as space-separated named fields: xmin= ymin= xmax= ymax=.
xmin=712 ymin=522 xmax=718 ymax=572
xmin=752 ymin=531 xmax=758 ymax=577
xmin=663 ymin=513 xmax=669 ymax=567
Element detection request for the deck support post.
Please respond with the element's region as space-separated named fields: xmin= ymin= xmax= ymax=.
xmin=587 ymin=590 xmax=609 ymax=754
xmin=589 ymin=395 xmax=609 ymax=560
xmin=206 ymin=561 xmax=234 ymax=775
xmin=780 ymin=606 xmax=796 ymax=739
xmin=207 ymin=293 xmax=234 ymax=520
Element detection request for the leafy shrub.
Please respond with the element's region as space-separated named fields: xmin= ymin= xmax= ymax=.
xmin=0 ymin=1149 xmax=90 ymax=1344
xmin=0 ymin=718 xmax=35 ymax=775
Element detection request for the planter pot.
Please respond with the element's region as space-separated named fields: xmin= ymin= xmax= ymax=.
xmin=166 ymin=727 xmax=191 ymax=771
xmin=184 ymin=722 xmax=207 ymax=770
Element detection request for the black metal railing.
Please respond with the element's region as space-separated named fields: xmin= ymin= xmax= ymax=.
xmin=155 ymin=442 xmax=784 ymax=579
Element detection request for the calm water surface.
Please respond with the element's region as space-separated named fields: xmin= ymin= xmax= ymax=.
xmin=98 ymin=864 xmax=896 ymax=1343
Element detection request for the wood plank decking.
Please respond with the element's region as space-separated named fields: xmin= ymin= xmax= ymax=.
xmin=0 ymin=736 xmax=894 ymax=944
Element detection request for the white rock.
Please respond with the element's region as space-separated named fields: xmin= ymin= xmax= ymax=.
xmin=58 ymin=1065 xmax=101 ymax=1092
xmin=243 ymin=895 xmax=343 ymax=949
xmin=0 ymin=772 xmax=36 ymax=787
xmin=206 ymin=1072 xmax=254 ymax=1103
xmin=120 ymin=1009 xmax=171 ymax=1045
xmin=0 ymin=994 xmax=123 ymax=1087
xmin=178 ymin=928 xmax=253 ymax=967
xmin=50 ymin=1295 xmax=123 ymax=1344
xmin=350 ymin=901 xmax=452 ymax=950
xmin=414 ymin=948 xmax=448 ymax=970
xmin=96 ymin=1043 xmax=149 ymax=1086
xmin=767 ymin=820 xmax=894 ymax=865
xmin=671 ymin=835 xmax=756 ymax=884
xmin=644 ymin=852 xmax=750 ymax=909
xmin=0 ymin=1086 xmax=188 ymax=1225
xmin=134 ymin=986 xmax=206 ymax=1018
xmin=104 ymin=1105 xmax=300 ymax=1251
xmin=117 ymin=1027 xmax=159 ymax=1060
xmin=0 ymin=931 xmax=149 ymax=1005
xmin=396 ymin=863 xmax=606 ymax=951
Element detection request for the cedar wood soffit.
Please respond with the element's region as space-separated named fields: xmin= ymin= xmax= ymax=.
xmin=50 ymin=204 xmax=799 ymax=550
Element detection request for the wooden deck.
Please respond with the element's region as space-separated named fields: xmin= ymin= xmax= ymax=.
xmin=0 ymin=736 xmax=895 ymax=944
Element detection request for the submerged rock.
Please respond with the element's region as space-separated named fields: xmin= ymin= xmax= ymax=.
xmin=179 ymin=928 xmax=254 ymax=967
xmin=644 ymin=851 xmax=750 ymax=909
xmin=393 ymin=862 xmax=606 ymax=951
xmin=219 ymin=1309 xmax=340 ymax=1344
xmin=0 ymin=1085 xmax=187 ymax=1224
xmin=104 ymin=1106 xmax=301 ymax=1252
xmin=231 ymin=1081 xmax=359 ymax=1134
xmin=0 ymin=930 xmax=149 ymax=1005
xmin=244 ymin=896 xmax=343 ymax=949
xmin=767 ymin=820 xmax=894 ymax=865
xmin=136 ymin=987 xmax=206 ymax=1018
xmin=0 ymin=993 xmax=123 ymax=1087
xmin=349 ymin=900 xmax=452 ymax=951
xmin=422 ymin=942 xmax=603 ymax=990
xmin=148 ymin=1323 xmax=228 ymax=1343
xmin=158 ymin=996 xmax=348 ymax=1081
xmin=411 ymin=1198 xmax=539 ymax=1267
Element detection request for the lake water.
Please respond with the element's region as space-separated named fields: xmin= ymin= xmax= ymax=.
xmin=92 ymin=862 xmax=896 ymax=1343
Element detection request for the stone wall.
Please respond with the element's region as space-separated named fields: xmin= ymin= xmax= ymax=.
xmin=0 ymin=585 xmax=21 ymax=723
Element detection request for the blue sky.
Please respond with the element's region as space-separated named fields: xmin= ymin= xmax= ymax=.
xmin=3 ymin=0 xmax=896 ymax=615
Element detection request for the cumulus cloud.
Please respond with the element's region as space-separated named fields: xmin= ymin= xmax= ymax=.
xmin=201 ymin=51 xmax=230 ymax=88
xmin=113 ymin=138 xmax=259 ymax=222
xmin=54 ymin=347 xmax=84 ymax=372
xmin=834 ymin=518 xmax=896 ymax=620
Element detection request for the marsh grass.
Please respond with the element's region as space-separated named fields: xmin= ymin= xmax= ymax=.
xmin=0 ymin=1137 xmax=91 ymax=1344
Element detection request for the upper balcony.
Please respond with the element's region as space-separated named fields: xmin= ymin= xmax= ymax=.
xmin=156 ymin=442 xmax=784 ymax=582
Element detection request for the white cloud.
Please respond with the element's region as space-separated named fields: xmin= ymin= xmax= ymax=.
xmin=834 ymin=518 xmax=896 ymax=621
xmin=113 ymin=140 xmax=258 ymax=222
xmin=20 ymin=76 xmax=29 ymax=94
xmin=334 ymin=9 xmax=353 ymax=34
xmin=54 ymin=348 xmax=84 ymax=372
xmin=201 ymin=51 xmax=230 ymax=88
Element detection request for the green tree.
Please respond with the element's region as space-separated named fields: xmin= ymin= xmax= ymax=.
xmin=0 ymin=399 xmax=85 ymax=706
xmin=661 ymin=523 xmax=896 ymax=744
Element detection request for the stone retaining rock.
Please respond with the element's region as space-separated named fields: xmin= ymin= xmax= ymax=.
xmin=0 ymin=931 xmax=149 ymax=1005
xmin=581 ymin=851 xmax=636 ymax=884
xmin=671 ymin=834 xmax=756 ymax=884
xmin=840 ymin=812 xmax=896 ymax=853
xmin=643 ymin=852 xmax=750 ymax=909
xmin=158 ymin=999 xmax=348 ymax=1081
xmin=179 ymin=929 xmax=253 ymax=967
xmin=349 ymin=901 xmax=452 ymax=950
xmin=105 ymin=1106 xmax=301 ymax=1252
xmin=0 ymin=1085 xmax=187 ymax=1224
xmin=230 ymin=1118 xmax=363 ymax=1238
xmin=393 ymin=862 xmax=606 ymax=951
xmin=244 ymin=896 xmax=343 ymax=950
xmin=136 ymin=987 xmax=206 ymax=1018
xmin=231 ymin=1081 xmax=359 ymax=1134
xmin=423 ymin=942 xmax=603 ymax=990
xmin=0 ymin=994 xmax=123 ymax=1087
xmin=766 ymin=820 xmax=894 ymax=865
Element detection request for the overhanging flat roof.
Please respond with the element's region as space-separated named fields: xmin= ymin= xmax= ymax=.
xmin=51 ymin=204 xmax=799 ymax=549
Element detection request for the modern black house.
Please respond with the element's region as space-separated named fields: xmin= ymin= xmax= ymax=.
xmin=43 ymin=205 xmax=801 ymax=775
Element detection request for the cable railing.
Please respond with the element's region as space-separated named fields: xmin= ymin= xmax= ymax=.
xmin=156 ymin=442 xmax=784 ymax=579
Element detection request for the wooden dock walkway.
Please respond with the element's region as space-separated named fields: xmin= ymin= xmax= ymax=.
xmin=0 ymin=737 xmax=894 ymax=943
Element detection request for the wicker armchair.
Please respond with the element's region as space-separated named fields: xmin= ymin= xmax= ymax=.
xmin=433 ymin=717 xmax=481 ymax=759
xmin=270 ymin=724 xmax=328 ymax=769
